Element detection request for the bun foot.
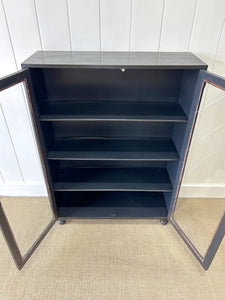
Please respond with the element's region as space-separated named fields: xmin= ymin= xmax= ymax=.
xmin=160 ymin=218 xmax=168 ymax=225
xmin=57 ymin=219 xmax=66 ymax=225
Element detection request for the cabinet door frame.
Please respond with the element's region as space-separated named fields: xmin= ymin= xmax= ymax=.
xmin=169 ymin=70 xmax=225 ymax=270
xmin=0 ymin=69 xmax=57 ymax=270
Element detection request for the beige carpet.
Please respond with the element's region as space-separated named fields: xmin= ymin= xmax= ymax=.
xmin=0 ymin=196 xmax=224 ymax=300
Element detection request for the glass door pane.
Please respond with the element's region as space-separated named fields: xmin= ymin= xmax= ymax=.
xmin=171 ymin=72 xmax=225 ymax=269
xmin=0 ymin=71 xmax=55 ymax=269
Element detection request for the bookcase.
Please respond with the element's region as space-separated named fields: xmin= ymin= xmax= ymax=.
xmin=0 ymin=51 xmax=224 ymax=270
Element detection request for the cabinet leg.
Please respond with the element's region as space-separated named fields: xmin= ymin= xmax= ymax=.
xmin=57 ymin=219 xmax=66 ymax=225
xmin=160 ymin=218 xmax=168 ymax=225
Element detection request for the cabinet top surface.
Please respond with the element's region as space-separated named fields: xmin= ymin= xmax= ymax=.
xmin=22 ymin=51 xmax=207 ymax=69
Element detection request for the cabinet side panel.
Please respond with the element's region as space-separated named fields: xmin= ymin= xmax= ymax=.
xmin=164 ymin=70 xmax=200 ymax=210
xmin=26 ymin=69 xmax=58 ymax=217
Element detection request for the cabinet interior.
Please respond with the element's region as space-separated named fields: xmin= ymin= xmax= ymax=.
xmin=30 ymin=67 xmax=199 ymax=219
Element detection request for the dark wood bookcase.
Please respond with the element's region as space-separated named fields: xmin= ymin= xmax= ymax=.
xmin=0 ymin=51 xmax=224 ymax=270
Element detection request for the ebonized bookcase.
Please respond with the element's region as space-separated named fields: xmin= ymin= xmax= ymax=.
xmin=0 ymin=51 xmax=225 ymax=270
xmin=23 ymin=52 xmax=206 ymax=221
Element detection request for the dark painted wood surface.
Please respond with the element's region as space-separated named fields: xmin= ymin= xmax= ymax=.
xmin=22 ymin=51 xmax=207 ymax=69
xmin=56 ymin=191 xmax=168 ymax=218
xmin=0 ymin=68 xmax=57 ymax=270
xmin=43 ymin=68 xmax=183 ymax=100
xmin=51 ymin=121 xmax=174 ymax=138
xmin=40 ymin=101 xmax=187 ymax=122
xmin=169 ymin=69 xmax=225 ymax=270
xmin=3 ymin=51 xmax=225 ymax=271
xmin=47 ymin=138 xmax=178 ymax=161
xmin=53 ymin=167 xmax=172 ymax=192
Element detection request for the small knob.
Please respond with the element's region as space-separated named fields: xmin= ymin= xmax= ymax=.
xmin=121 ymin=68 xmax=126 ymax=72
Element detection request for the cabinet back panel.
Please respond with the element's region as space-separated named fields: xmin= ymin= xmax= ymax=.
xmin=52 ymin=121 xmax=174 ymax=138
xmin=49 ymin=160 xmax=167 ymax=170
xmin=43 ymin=68 xmax=183 ymax=101
xmin=29 ymin=68 xmax=48 ymax=111
xmin=55 ymin=191 xmax=168 ymax=219
xmin=55 ymin=191 xmax=166 ymax=208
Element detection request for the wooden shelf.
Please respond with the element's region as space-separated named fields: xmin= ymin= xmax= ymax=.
xmin=48 ymin=138 xmax=179 ymax=161
xmin=56 ymin=191 xmax=168 ymax=218
xmin=54 ymin=167 xmax=172 ymax=192
xmin=40 ymin=101 xmax=188 ymax=122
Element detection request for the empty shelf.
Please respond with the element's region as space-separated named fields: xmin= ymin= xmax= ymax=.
xmin=40 ymin=101 xmax=188 ymax=122
xmin=54 ymin=167 xmax=172 ymax=192
xmin=48 ymin=138 xmax=179 ymax=161
xmin=56 ymin=191 xmax=168 ymax=218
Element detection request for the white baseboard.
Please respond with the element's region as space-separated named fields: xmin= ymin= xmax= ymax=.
xmin=179 ymin=185 xmax=225 ymax=198
xmin=0 ymin=183 xmax=47 ymax=197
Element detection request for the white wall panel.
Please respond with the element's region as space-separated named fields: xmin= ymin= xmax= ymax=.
xmin=189 ymin=0 xmax=225 ymax=69
xmin=0 ymin=0 xmax=225 ymax=196
xmin=1 ymin=0 xmax=45 ymax=195
xmin=2 ymin=0 xmax=42 ymax=68
xmin=0 ymin=1 xmax=16 ymax=77
xmin=100 ymin=0 xmax=132 ymax=51
xmin=0 ymin=172 xmax=4 ymax=185
xmin=35 ymin=0 xmax=71 ymax=50
xmin=0 ymin=182 xmax=47 ymax=196
xmin=0 ymin=84 xmax=43 ymax=183
xmin=213 ymin=21 xmax=225 ymax=77
xmin=159 ymin=0 xmax=197 ymax=51
xmin=0 ymin=104 xmax=23 ymax=183
xmin=130 ymin=0 xmax=164 ymax=51
xmin=68 ymin=0 xmax=100 ymax=51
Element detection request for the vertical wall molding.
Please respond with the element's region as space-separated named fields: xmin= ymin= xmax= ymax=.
xmin=158 ymin=0 xmax=166 ymax=50
xmin=65 ymin=0 xmax=72 ymax=51
xmin=33 ymin=0 xmax=44 ymax=51
xmin=187 ymin=0 xmax=198 ymax=52
xmin=212 ymin=19 xmax=225 ymax=72
xmin=99 ymin=0 xmax=102 ymax=51
xmin=129 ymin=0 xmax=133 ymax=51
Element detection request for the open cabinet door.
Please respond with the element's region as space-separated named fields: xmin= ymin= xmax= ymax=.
xmin=0 ymin=70 xmax=57 ymax=270
xmin=170 ymin=70 xmax=225 ymax=270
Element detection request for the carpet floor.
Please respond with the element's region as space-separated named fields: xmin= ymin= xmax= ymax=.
xmin=0 ymin=196 xmax=224 ymax=300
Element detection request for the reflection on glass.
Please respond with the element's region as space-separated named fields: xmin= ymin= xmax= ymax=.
xmin=174 ymin=83 xmax=225 ymax=257
xmin=0 ymin=82 xmax=53 ymax=256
